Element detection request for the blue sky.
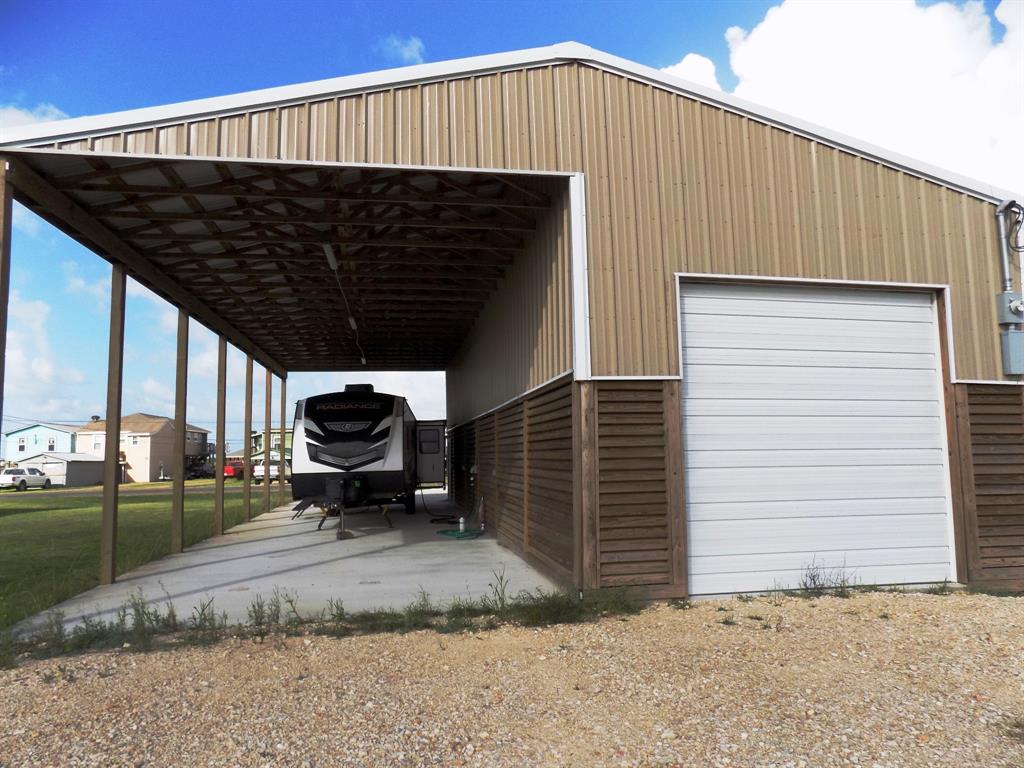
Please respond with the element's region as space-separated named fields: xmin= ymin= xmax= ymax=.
xmin=0 ymin=0 xmax=1020 ymax=453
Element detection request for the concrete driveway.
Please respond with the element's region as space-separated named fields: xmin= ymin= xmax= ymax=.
xmin=17 ymin=490 xmax=555 ymax=634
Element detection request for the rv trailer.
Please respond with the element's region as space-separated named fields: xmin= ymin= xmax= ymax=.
xmin=291 ymin=384 xmax=445 ymax=514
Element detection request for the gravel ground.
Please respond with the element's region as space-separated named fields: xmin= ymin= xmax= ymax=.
xmin=1 ymin=591 xmax=1022 ymax=768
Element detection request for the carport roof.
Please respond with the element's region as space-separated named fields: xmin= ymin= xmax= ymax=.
xmin=3 ymin=148 xmax=563 ymax=375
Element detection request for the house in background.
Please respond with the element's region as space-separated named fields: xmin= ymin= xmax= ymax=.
xmin=78 ymin=413 xmax=209 ymax=482
xmin=17 ymin=452 xmax=104 ymax=487
xmin=251 ymin=427 xmax=291 ymax=457
xmin=4 ymin=422 xmax=79 ymax=462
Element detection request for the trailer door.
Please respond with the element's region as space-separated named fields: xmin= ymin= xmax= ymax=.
xmin=415 ymin=421 xmax=446 ymax=486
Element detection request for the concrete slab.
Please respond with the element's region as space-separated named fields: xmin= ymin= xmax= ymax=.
xmin=17 ymin=490 xmax=557 ymax=634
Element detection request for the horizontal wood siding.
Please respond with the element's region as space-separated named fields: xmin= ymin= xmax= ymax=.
xmin=453 ymin=374 xmax=575 ymax=586
xmin=592 ymin=380 xmax=686 ymax=596
xmin=24 ymin=62 xmax=1008 ymax=382
xmin=955 ymin=384 xmax=1024 ymax=589
xmin=449 ymin=422 xmax=475 ymax=514
xmin=525 ymin=378 xmax=575 ymax=579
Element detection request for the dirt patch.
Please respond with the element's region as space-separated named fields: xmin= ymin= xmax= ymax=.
xmin=1 ymin=591 xmax=1021 ymax=767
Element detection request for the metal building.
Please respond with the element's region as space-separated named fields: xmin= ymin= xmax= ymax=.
xmin=0 ymin=42 xmax=1021 ymax=595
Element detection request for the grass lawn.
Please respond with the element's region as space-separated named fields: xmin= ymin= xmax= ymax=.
xmin=0 ymin=481 xmax=285 ymax=629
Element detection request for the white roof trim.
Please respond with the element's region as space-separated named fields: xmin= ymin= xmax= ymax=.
xmin=0 ymin=41 xmax=1015 ymax=204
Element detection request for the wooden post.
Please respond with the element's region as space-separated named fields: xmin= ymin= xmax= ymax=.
xmin=0 ymin=161 xmax=12 ymax=439
xmin=100 ymin=264 xmax=127 ymax=585
xmin=213 ymin=335 xmax=226 ymax=536
xmin=242 ymin=355 xmax=253 ymax=520
xmin=663 ymin=380 xmax=687 ymax=597
xmin=263 ymin=368 xmax=272 ymax=514
xmin=171 ymin=310 xmax=188 ymax=553
xmin=278 ymin=374 xmax=287 ymax=506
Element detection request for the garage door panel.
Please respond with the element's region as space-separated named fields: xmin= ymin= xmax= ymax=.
xmin=682 ymin=418 xmax=944 ymax=451
xmin=679 ymin=281 xmax=935 ymax=308
xmin=687 ymin=496 xmax=945 ymax=522
xmin=687 ymin=465 xmax=947 ymax=503
xmin=680 ymin=294 xmax=937 ymax=323
xmin=682 ymin=312 xmax=937 ymax=343
xmin=684 ymin=365 xmax=941 ymax=391
xmin=686 ymin=447 xmax=943 ymax=469
xmin=690 ymin=561 xmax=954 ymax=595
xmin=683 ymin=346 xmax=938 ymax=371
xmin=680 ymin=281 xmax=953 ymax=595
xmin=688 ymin=513 xmax=951 ymax=556
xmin=684 ymin=398 xmax=942 ymax=418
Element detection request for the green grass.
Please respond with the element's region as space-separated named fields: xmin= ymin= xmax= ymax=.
xmin=0 ymin=481 xmax=261 ymax=629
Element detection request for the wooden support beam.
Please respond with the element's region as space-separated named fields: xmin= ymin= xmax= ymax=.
xmin=279 ymin=375 xmax=287 ymax=507
xmin=100 ymin=264 xmax=127 ymax=586
xmin=0 ymin=162 xmax=12 ymax=440
xmin=6 ymin=158 xmax=286 ymax=378
xmin=243 ymin=355 xmax=253 ymax=521
xmin=171 ymin=310 xmax=188 ymax=554
xmin=73 ymin=181 xmax=549 ymax=209
xmin=213 ymin=335 xmax=227 ymax=536
xmin=104 ymin=209 xmax=536 ymax=233
xmin=131 ymin=232 xmax=521 ymax=251
xmin=263 ymin=368 xmax=272 ymax=515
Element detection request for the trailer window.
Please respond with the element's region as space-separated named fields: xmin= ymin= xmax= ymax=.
xmin=418 ymin=429 xmax=440 ymax=454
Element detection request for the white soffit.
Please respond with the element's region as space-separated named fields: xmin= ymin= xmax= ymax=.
xmin=0 ymin=41 xmax=1015 ymax=204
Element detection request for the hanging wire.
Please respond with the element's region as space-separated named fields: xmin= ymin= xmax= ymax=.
xmin=323 ymin=243 xmax=367 ymax=365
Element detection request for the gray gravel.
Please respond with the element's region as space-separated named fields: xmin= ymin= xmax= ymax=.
xmin=1 ymin=591 xmax=1022 ymax=767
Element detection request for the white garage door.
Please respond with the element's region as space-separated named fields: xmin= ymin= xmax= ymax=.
xmin=680 ymin=281 xmax=955 ymax=595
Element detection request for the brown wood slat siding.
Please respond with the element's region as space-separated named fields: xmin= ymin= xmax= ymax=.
xmin=32 ymin=62 xmax=1008 ymax=381
xmin=450 ymin=375 xmax=575 ymax=586
xmin=494 ymin=404 xmax=525 ymax=546
xmin=474 ymin=415 xmax=497 ymax=534
xmin=524 ymin=378 xmax=575 ymax=580
xmin=594 ymin=381 xmax=676 ymax=591
xmin=449 ymin=423 xmax=475 ymax=513
xmin=955 ymin=384 xmax=1024 ymax=589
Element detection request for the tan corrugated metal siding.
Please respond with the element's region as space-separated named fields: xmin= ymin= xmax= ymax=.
xmin=446 ymin=180 xmax=572 ymax=425
xmin=30 ymin=62 xmax=1009 ymax=381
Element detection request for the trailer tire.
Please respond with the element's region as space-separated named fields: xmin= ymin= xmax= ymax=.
xmin=404 ymin=492 xmax=416 ymax=515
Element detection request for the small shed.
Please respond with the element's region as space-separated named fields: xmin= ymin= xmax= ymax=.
xmin=18 ymin=452 xmax=104 ymax=487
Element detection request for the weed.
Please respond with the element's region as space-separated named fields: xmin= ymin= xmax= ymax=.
xmin=36 ymin=611 xmax=67 ymax=652
xmin=716 ymin=606 xmax=729 ymax=612
xmin=669 ymin=598 xmax=693 ymax=610
xmin=247 ymin=594 xmax=270 ymax=638
xmin=925 ymin=580 xmax=952 ymax=596
xmin=481 ymin=568 xmax=512 ymax=615
xmin=879 ymin=612 xmax=891 ymax=620
xmin=796 ymin=557 xmax=857 ymax=598
xmin=1004 ymin=718 xmax=1024 ymax=744
xmin=582 ymin=588 xmax=642 ymax=617
xmin=186 ymin=597 xmax=219 ymax=645
xmin=746 ymin=613 xmax=764 ymax=622
xmin=718 ymin=616 xmax=737 ymax=626
xmin=736 ymin=594 xmax=755 ymax=603
xmin=326 ymin=597 xmax=346 ymax=623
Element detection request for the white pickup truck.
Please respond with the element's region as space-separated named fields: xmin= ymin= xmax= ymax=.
xmin=0 ymin=467 xmax=52 ymax=491
xmin=251 ymin=458 xmax=291 ymax=485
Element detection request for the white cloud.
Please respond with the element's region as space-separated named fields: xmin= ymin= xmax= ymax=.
xmin=63 ymin=260 xmax=109 ymax=311
xmin=2 ymin=292 xmax=88 ymax=430
xmin=378 ymin=34 xmax=426 ymax=65
xmin=663 ymin=0 xmax=1023 ymax=195
xmin=661 ymin=52 xmax=722 ymax=91
xmin=11 ymin=202 xmax=41 ymax=237
xmin=0 ymin=102 xmax=67 ymax=129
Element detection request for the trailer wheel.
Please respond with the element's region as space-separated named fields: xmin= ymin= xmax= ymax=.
xmin=404 ymin=492 xmax=416 ymax=515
